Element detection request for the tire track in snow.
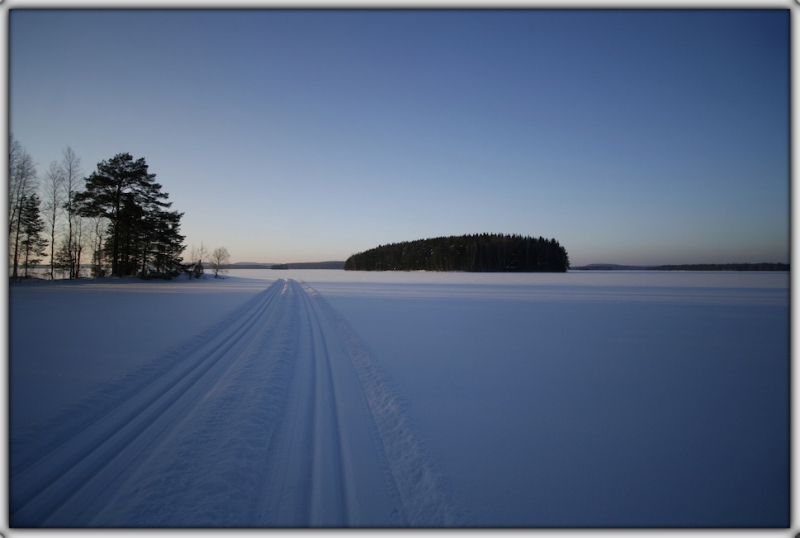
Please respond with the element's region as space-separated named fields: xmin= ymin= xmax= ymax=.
xmin=11 ymin=278 xmax=462 ymax=527
xmin=11 ymin=279 xmax=283 ymax=474
xmin=261 ymin=280 xmax=461 ymax=526
xmin=299 ymin=281 xmax=464 ymax=527
xmin=301 ymin=279 xmax=349 ymax=525
xmin=90 ymin=278 xmax=302 ymax=526
xmin=257 ymin=280 xmax=317 ymax=526
xmin=11 ymin=280 xmax=288 ymax=527
xmin=257 ymin=279 xmax=357 ymax=526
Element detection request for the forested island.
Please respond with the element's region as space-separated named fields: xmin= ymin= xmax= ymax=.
xmin=344 ymin=234 xmax=569 ymax=272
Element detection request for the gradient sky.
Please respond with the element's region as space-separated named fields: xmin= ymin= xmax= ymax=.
xmin=10 ymin=9 xmax=789 ymax=266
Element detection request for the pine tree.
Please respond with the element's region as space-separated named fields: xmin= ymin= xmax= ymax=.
xmin=75 ymin=153 xmax=182 ymax=277
xmin=141 ymin=207 xmax=185 ymax=277
xmin=9 ymin=137 xmax=38 ymax=280
xmin=19 ymin=194 xmax=48 ymax=278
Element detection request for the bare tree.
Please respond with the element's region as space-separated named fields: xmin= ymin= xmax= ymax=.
xmin=42 ymin=161 xmax=65 ymax=279
xmin=8 ymin=135 xmax=25 ymax=231
xmin=210 ymin=247 xmax=230 ymax=278
xmin=61 ymin=147 xmax=83 ymax=278
xmin=52 ymin=218 xmax=86 ymax=278
xmin=9 ymin=136 xmax=38 ymax=280
xmin=74 ymin=215 xmax=86 ymax=278
xmin=89 ymin=216 xmax=108 ymax=277
xmin=189 ymin=242 xmax=209 ymax=279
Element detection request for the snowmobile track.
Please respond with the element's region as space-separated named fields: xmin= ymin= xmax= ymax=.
xmin=10 ymin=279 xmax=461 ymax=527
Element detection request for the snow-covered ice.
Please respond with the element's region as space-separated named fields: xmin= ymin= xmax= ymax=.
xmin=8 ymin=270 xmax=789 ymax=527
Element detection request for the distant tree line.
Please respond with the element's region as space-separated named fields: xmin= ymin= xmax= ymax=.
xmin=650 ymin=263 xmax=789 ymax=271
xmin=271 ymin=261 xmax=345 ymax=270
xmin=8 ymin=137 xmax=204 ymax=280
xmin=345 ymin=234 xmax=570 ymax=272
xmin=573 ymin=262 xmax=789 ymax=271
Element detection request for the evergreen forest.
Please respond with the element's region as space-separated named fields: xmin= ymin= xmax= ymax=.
xmin=344 ymin=234 xmax=570 ymax=272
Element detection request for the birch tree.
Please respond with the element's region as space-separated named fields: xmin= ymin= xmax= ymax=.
xmin=210 ymin=247 xmax=230 ymax=278
xmin=42 ymin=161 xmax=65 ymax=279
xmin=61 ymin=147 xmax=83 ymax=278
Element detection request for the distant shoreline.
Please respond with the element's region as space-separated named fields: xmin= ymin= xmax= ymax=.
xmin=220 ymin=261 xmax=346 ymax=270
xmin=571 ymin=263 xmax=789 ymax=272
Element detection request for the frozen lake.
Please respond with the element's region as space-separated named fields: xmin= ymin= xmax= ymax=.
xmin=8 ymin=269 xmax=789 ymax=527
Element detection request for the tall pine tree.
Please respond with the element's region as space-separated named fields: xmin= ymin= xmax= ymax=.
xmin=75 ymin=153 xmax=184 ymax=277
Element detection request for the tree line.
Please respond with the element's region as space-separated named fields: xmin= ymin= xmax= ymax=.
xmin=650 ymin=263 xmax=789 ymax=271
xmin=344 ymin=234 xmax=570 ymax=272
xmin=9 ymin=136 xmax=230 ymax=280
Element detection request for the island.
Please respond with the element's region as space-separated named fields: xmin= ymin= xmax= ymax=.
xmin=345 ymin=234 xmax=569 ymax=272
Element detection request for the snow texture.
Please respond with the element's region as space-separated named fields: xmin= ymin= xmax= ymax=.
xmin=11 ymin=277 xmax=460 ymax=527
xmin=9 ymin=270 xmax=789 ymax=527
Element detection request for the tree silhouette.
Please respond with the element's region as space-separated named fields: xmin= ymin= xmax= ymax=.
xmin=345 ymin=234 xmax=570 ymax=272
xmin=9 ymin=137 xmax=38 ymax=280
xmin=75 ymin=153 xmax=184 ymax=277
xmin=210 ymin=247 xmax=230 ymax=278
xmin=19 ymin=194 xmax=48 ymax=278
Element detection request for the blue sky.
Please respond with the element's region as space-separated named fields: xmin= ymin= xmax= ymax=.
xmin=10 ymin=9 xmax=789 ymax=265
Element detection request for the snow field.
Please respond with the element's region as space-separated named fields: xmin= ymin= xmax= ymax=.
xmin=9 ymin=276 xmax=272 ymax=428
xmin=8 ymin=270 xmax=790 ymax=528
xmin=301 ymin=271 xmax=790 ymax=527
xmin=11 ymin=278 xmax=458 ymax=527
xmin=305 ymin=283 xmax=462 ymax=525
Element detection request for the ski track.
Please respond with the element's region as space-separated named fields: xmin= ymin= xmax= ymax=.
xmin=11 ymin=278 xmax=461 ymax=528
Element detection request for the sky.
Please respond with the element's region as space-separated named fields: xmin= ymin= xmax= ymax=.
xmin=9 ymin=9 xmax=789 ymax=266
